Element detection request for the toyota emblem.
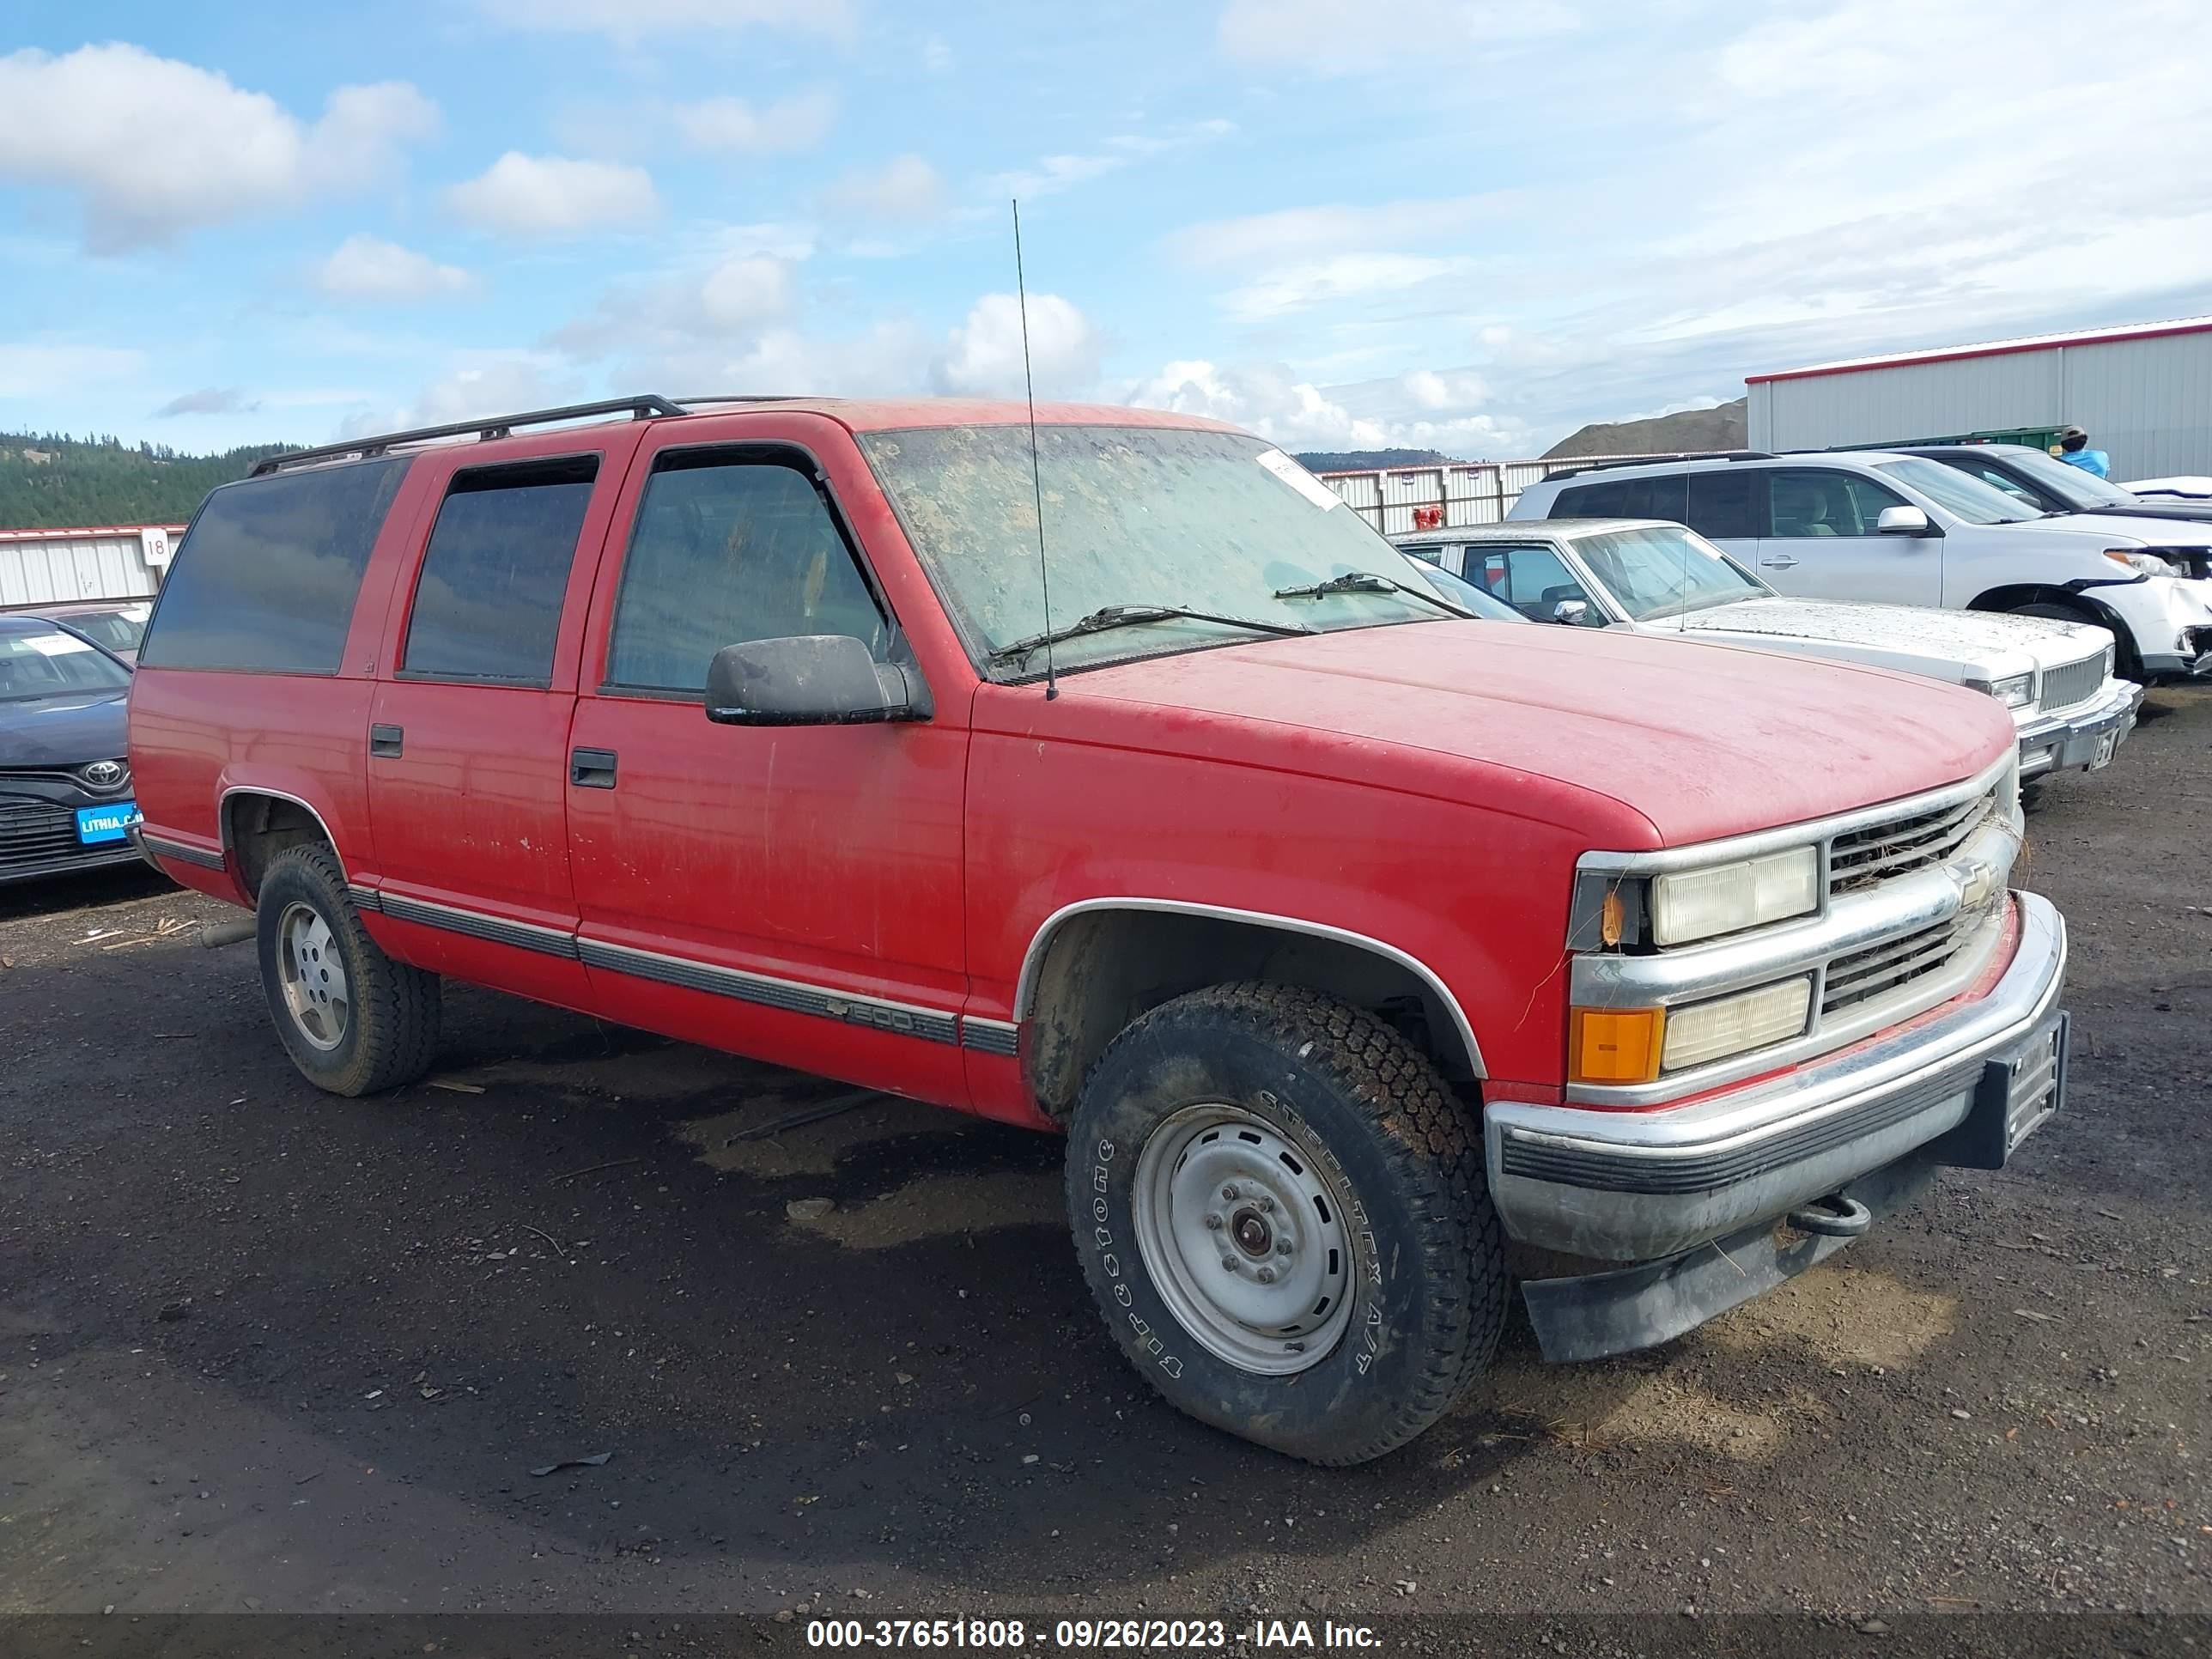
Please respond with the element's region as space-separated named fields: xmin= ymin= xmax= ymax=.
xmin=82 ymin=760 xmax=126 ymax=788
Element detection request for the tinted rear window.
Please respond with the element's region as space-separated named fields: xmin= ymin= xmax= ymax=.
xmin=403 ymin=457 xmax=598 ymax=684
xmin=1553 ymin=477 xmax=1656 ymax=518
xmin=140 ymin=458 xmax=407 ymax=674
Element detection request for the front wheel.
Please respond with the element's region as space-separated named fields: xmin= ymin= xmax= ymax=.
xmin=256 ymin=845 xmax=441 ymax=1096
xmin=1065 ymin=982 xmax=1505 ymax=1464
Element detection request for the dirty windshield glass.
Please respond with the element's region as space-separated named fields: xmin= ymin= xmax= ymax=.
xmin=858 ymin=425 xmax=1460 ymax=672
xmin=1574 ymin=526 xmax=1765 ymax=621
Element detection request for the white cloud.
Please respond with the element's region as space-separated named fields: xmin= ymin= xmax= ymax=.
xmin=0 ymin=341 xmax=147 ymax=398
xmin=823 ymin=155 xmax=946 ymax=223
xmin=933 ymin=294 xmax=1101 ymax=398
xmin=341 ymin=351 xmax=577 ymax=437
xmin=0 ymin=44 xmax=437 ymax=251
xmin=446 ymin=153 xmax=660 ymax=238
xmin=990 ymin=122 xmax=1235 ymax=203
xmin=1167 ymin=192 xmax=1509 ymax=268
xmin=676 ymin=89 xmax=838 ymax=155
xmin=921 ymin=36 xmax=955 ymax=73
xmin=1224 ymin=253 xmax=1475 ymax=321
xmin=477 ymin=0 xmax=855 ymax=43
xmin=155 ymin=387 xmax=260 ymax=417
xmin=1127 ymin=360 xmax=1395 ymax=450
xmin=1218 ymin=0 xmax=1577 ymax=72
xmin=553 ymin=252 xmax=797 ymax=359
xmin=313 ymin=234 xmax=475 ymax=301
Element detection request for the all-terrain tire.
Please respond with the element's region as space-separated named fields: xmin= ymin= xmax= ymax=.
xmin=1064 ymin=981 xmax=1506 ymax=1465
xmin=256 ymin=845 xmax=441 ymax=1096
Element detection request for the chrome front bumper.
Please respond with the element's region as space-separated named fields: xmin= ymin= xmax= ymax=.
xmin=2015 ymin=679 xmax=2143 ymax=779
xmin=1486 ymin=889 xmax=2067 ymax=1262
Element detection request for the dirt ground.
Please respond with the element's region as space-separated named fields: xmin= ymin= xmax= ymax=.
xmin=2 ymin=691 xmax=2206 ymax=1631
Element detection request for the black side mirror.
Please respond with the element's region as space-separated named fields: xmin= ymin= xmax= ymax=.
xmin=705 ymin=635 xmax=925 ymax=726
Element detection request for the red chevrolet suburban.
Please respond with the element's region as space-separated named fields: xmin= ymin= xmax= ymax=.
xmin=129 ymin=396 xmax=2068 ymax=1463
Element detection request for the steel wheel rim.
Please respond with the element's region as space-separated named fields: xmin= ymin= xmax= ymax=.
xmin=276 ymin=902 xmax=349 ymax=1052
xmin=1131 ymin=1100 xmax=1358 ymax=1376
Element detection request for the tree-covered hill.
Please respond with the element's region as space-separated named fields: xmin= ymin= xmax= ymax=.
xmin=0 ymin=432 xmax=297 ymax=528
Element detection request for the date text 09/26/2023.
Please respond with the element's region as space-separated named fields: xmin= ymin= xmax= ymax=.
xmin=805 ymin=1619 xmax=1384 ymax=1649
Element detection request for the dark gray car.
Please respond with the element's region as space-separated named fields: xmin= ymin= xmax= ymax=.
xmin=0 ymin=615 xmax=142 ymax=885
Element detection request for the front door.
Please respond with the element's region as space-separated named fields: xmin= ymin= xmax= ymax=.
xmin=1753 ymin=467 xmax=1941 ymax=605
xmin=364 ymin=451 xmax=611 ymax=1006
xmin=564 ymin=435 xmax=970 ymax=1107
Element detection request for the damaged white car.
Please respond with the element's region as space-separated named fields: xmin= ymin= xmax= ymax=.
xmin=1395 ymin=518 xmax=2142 ymax=791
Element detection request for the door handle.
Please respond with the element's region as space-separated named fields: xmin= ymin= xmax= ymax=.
xmin=570 ymin=748 xmax=618 ymax=789
xmin=1763 ymin=553 xmax=1800 ymax=569
xmin=369 ymin=723 xmax=404 ymax=758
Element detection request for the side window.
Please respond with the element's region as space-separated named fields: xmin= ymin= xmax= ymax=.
xmin=138 ymin=457 xmax=408 ymax=674
xmin=1676 ymin=471 xmax=1759 ymax=539
xmin=1553 ymin=478 xmax=1652 ymax=518
xmin=1398 ymin=544 xmax=1444 ymax=567
xmin=402 ymin=456 xmax=599 ymax=684
xmin=1764 ymin=470 xmax=1907 ymax=538
xmin=1474 ymin=545 xmax=1601 ymax=623
xmin=606 ymin=453 xmax=890 ymax=694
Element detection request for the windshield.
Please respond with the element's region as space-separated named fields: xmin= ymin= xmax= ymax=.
xmin=1979 ymin=447 xmax=2136 ymax=511
xmin=59 ymin=607 xmax=150 ymax=653
xmin=1571 ymin=526 xmax=1765 ymax=620
xmin=859 ymin=425 xmax=1470 ymax=673
xmin=0 ymin=623 xmax=133 ymax=701
xmin=1871 ymin=456 xmax=2042 ymax=524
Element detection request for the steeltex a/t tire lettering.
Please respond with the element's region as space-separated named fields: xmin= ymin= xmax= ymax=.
xmin=1064 ymin=980 xmax=1505 ymax=1464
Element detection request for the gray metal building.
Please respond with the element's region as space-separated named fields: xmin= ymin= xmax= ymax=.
xmin=1745 ymin=315 xmax=2212 ymax=482
xmin=0 ymin=524 xmax=181 ymax=608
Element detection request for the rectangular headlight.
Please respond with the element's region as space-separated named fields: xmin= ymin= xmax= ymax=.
xmin=1988 ymin=672 xmax=2034 ymax=709
xmin=1649 ymin=848 xmax=1819 ymax=945
xmin=1662 ymin=977 xmax=1813 ymax=1071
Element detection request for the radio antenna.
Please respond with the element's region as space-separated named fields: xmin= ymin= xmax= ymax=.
xmin=1012 ymin=198 xmax=1059 ymax=700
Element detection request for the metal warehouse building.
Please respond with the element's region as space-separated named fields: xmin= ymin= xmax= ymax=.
xmin=1745 ymin=315 xmax=2212 ymax=482
xmin=0 ymin=524 xmax=181 ymax=608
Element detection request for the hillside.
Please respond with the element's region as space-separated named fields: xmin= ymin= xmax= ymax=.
xmin=1541 ymin=398 xmax=1747 ymax=459
xmin=0 ymin=432 xmax=295 ymax=528
xmin=1293 ymin=447 xmax=1455 ymax=472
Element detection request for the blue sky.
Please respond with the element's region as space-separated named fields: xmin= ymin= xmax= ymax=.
xmin=5 ymin=0 xmax=2211 ymax=459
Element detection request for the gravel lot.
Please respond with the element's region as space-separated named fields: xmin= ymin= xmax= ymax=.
xmin=3 ymin=690 xmax=2207 ymax=1631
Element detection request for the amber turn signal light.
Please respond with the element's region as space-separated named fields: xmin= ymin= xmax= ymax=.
xmin=1570 ymin=1006 xmax=1665 ymax=1085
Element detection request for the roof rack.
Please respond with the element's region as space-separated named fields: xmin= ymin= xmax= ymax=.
xmin=249 ymin=394 xmax=691 ymax=477
xmin=1540 ymin=450 xmax=1774 ymax=483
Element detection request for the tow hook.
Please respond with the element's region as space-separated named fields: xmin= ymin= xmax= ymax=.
xmin=1787 ymin=1193 xmax=1873 ymax=1238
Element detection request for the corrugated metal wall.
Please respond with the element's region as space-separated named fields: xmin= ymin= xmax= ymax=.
xmin=1751 ymin=330 xmax=2212 ymax=478
xmin=1755 ymin=351 xmax=2063 ymax=453
xmin=0 ymin=531 xmax=166 ymax=606
xmin=1318 ymin=453 xmax=1712 ymax=533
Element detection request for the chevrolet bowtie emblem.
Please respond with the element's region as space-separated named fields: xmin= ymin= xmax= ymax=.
xmin=1953 ymin=856 xmax=1999 ymax=910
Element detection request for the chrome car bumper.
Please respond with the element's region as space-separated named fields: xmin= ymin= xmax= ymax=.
xmin=1486 ymin=889 xmax=2066 ymax=1265
xmin=2015 ymin=679 xmax=2143 ymax=779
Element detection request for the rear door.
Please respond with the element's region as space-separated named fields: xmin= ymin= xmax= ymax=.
xmin=1753 ymin=466 xmax=1940 ymax=605
xmin=562 ymin=421 xmax=971 ymax=1106
xmin=362 ymin=444 xmax=629 ymax=1006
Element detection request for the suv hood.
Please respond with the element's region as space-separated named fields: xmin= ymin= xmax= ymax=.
xmin=0 ymin=688 xmax=131 ymax=768
xmin=1052 ymin=622 xmax=2014 ymax=849
xmin=2014 ymin=510 xmax=2212 ymax=550
xmin=1669 ymin=595 xmax=2108 ymax=678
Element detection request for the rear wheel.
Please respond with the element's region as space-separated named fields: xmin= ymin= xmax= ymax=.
xmin=1065 ymin=981 xmax=1505 ymax=1465
xmin=256 ymin=846 xmax=440 ymax=1096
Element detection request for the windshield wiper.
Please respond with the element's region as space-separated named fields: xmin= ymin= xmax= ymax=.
xmin=1272 ymin=569 xmax=1474 ymax=618
xmin=988 ymin=603 xmax=1316 ymax=666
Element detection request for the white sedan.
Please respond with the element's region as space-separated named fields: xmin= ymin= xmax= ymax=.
xmin=1395 ymin=517 xmax=2142 ymax=789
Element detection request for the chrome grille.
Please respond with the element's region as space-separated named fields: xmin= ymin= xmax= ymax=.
xmin=1821 ymin=907 xmax=1990 ymax=1018
xmin=1826 ymin=788 xmax=1996 ymax=896
xmin=0 ymin=796 xmax=82 ymax=870
xmin=2038 ymin=654 xmax=2105 ymax=713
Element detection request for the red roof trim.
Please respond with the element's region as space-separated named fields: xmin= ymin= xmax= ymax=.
xmin=1747 ymin=318 xmax=2212 ymax=385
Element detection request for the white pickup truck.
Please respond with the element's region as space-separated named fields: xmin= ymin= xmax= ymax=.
xmin=1397 ymin=517 xmax=2142 ymax=788
xmin=1510 ymin=452 xmax=2212 ymax=684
